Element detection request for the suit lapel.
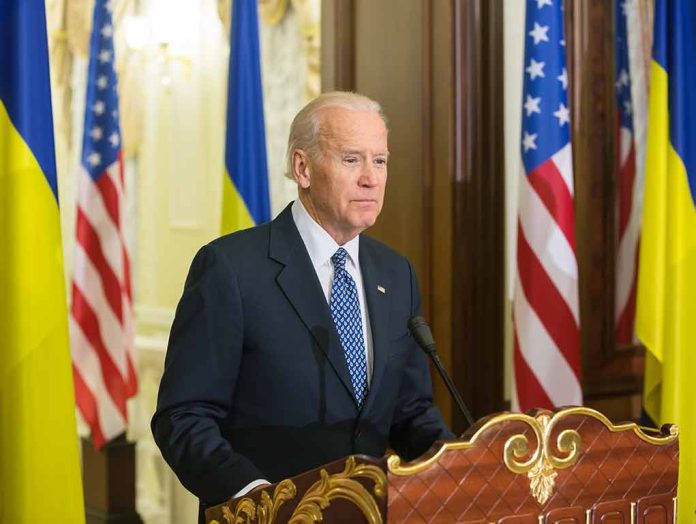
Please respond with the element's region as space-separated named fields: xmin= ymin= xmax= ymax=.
xmin=269 ymin=205 xmax=357 ymax=404
xmin=358 ymin=237 xmax=391 ymax=418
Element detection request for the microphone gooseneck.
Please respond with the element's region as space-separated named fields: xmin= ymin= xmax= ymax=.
xmin=408 ymin=315 xmax=475 ymax=427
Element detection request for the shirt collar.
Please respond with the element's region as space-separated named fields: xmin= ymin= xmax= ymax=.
xmin=291 ymin=199 xmax=360 ymax=271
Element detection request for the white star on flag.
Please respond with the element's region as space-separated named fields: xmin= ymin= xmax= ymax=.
xmin=522 ymin=131 xmax=538 ymax=151
xmin=616 ymin=69 xmax=629 ymax=89
xmin=90 ymin=127 xmax=103 ymax=140
xmin=524 ymin=95 xmax=542 ymax=116
xmin=557 ymin=68 xmax=568 ymax=90
xmin=87 ymin=151 xmax=101 ymax=167
xmin=536 ymin=0 xmax=553 ymax=8
xmin=553 ymin=103 xmax=570 ymax=126
xmin=623 ymin=99 xmax=632 ymax=115
xmin=98 ymin=50 xmax=111 ymax=63
xmin=101 ymin=24 xmax=113 ymax=38
xmin=526 ymin=59 xmax=545 ymax=80
xmin=109 ymin=132 xmax=120 ymax=147
xmin=93 ymin=101 xmax=105 ymax=115
xmin=529 ymin=23 xmax=550 ymax=45
xmin=97 ymin=76 xmax=108 ymax=89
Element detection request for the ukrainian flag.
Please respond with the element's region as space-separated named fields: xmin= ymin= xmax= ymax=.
xmin=221 ymin=0 xmax=271 ymax=234
xmin=0 ymin=1 xmax=85 ymax=521
xmin=636 ymin=0 xmax=696 ymax=520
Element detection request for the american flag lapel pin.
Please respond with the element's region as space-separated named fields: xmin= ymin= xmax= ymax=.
xmin=377 ymin=285 xmax=386 ymax=294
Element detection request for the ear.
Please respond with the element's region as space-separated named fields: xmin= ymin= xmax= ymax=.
xmin=292 ymin=149 xmax=312 ymax=189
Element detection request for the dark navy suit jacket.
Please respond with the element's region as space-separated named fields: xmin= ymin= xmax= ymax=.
xmin=151 ymin=204 xmax=453 ymax=517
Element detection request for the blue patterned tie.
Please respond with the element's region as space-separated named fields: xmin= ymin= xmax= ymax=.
xmin=330 ymin=248 xmax=368 ymax=407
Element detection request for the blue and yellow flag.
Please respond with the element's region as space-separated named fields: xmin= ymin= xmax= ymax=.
xmin=636 ymin=0 xmax=696 ymax=520
xmin=221 ymin=0 xmax=271 ymax=234
xmin=0 ymin=1 xmax=85 ymax=521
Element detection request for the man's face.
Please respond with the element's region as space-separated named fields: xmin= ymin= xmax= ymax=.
xmin=295 ymin=107 xmax=389 ymax=244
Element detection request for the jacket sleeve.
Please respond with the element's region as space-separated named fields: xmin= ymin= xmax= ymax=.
xmin=388 ymin=260 xmax=456 ymax=460
xmin=151 ymin=243 xmax=265 ymax=505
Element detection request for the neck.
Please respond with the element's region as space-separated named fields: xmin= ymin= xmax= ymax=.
xmin=297 ymin=193 xmax=358 ymax=246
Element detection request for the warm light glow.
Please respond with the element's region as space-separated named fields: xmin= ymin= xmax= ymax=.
xmin=123 ymin=15 xmax=150 ymax=51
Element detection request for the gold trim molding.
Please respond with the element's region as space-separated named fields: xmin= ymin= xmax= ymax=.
xmin=211 ymin=456 xmax=387 ymax=524
xmin=388 ymin=406 xmax=678 ymax=505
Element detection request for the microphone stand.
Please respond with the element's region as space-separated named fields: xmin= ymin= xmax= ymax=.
xmin=408 ymin=315 xmax=475 ymax=427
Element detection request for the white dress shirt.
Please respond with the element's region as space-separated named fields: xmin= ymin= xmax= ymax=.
xmin=233 ymin=199 xmax=374 ymax=498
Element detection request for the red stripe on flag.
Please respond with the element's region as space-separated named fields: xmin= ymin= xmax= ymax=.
xmin=516 ymin=222 xmax=581 ymax=374
xmin=71 ymin=284 xmax=128 ymax=419
xmin=72 ymin=365 xmax=107 ymax=449
xmin=513 ymin=330 xmax=554 ymax=412
xmin=76 ymin=207 xmax=123 ymax=322
xmin=117 ymin=150 xmax=126 ymax=187
xmin=95 ymin=169 xmax=121 ymax=228
xmin=123 ymin=246 xmax=132 ymax=302
xmin=527 ymin=160 xmax=576 ymax=252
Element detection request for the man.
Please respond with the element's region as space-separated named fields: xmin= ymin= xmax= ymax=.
xmin=152 ymin=91 xmax=454 ymax=519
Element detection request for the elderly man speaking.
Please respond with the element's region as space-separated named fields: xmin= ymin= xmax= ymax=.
xmin=152 ymin=91 xmax=454 ymax=520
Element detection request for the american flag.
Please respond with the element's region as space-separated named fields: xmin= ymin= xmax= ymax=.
xmin=614 ymin=0 xmax=640 ymax=345
xmin=512 ymin=0 xmax=582 ymax=412
xmin=70 ymin=0 xmax=137 ymax=449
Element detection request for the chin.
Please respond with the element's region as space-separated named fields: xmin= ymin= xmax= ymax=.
xmin=353 ymin=214 xmax=379 ymax=230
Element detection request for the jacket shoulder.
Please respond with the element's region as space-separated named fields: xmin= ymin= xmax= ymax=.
xmin=207 ymin=222 xmax=271 ymax=257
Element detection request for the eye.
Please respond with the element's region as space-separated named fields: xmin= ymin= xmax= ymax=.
xmin=343 ymin=156 xmax=359 ymax=165
xmin=374 ymin=157 xmax=388 ymax=167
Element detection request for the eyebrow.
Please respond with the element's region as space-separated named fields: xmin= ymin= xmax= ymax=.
xmin=340 ymin=149 xmax=390 ymax=157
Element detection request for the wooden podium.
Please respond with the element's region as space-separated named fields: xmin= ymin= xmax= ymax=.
xmin=205 ymin=407 xmax=679 ymax=523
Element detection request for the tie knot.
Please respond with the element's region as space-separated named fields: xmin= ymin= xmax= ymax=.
xmin=331 ymin=247 xmax=348 ymax=270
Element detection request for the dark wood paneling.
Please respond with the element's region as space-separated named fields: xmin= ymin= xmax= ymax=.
xmin=322 ymin=0 xmax=506 ymax=431
xmin=353 ymin=0 xmax=426 ymax=278
xmin=320 ymin=0 xmax=354 ymax=91
xmin=430 ymin=0 xmax=456 ymax=427
xmin=567 ymin=0 xmax=644 ymax=415
xmin=452 ymin=0 xmax=506 ymax=430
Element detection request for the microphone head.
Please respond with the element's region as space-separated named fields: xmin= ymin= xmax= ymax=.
xmin=408 ymin=315 xmax=437 ymax=355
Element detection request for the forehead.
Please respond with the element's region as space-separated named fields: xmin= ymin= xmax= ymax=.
xmin=317 ymin=107 xmax=388 ymax=150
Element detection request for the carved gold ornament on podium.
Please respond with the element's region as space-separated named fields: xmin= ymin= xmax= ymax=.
xmin=210 ymin=456 xmax=387 ymax=524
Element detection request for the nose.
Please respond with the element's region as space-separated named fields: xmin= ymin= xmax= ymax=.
xmin=359 ymin=163 xmax=380 ymax=187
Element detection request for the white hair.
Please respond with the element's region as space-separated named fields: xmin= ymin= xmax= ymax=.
xmin=284 ymin=91 xmax=387 ymax=179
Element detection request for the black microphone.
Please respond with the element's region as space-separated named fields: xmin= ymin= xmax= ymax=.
xmin=408 ymin=315 xmax=475 ymax=427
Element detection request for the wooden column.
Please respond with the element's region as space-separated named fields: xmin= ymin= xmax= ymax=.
xmin=567 ymin=0 xmax=644 ymax=420
xmin=81 ymin=437 xmax=141 ymax=524
xmin=451 ymin=0 xmax=505 ymax=429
